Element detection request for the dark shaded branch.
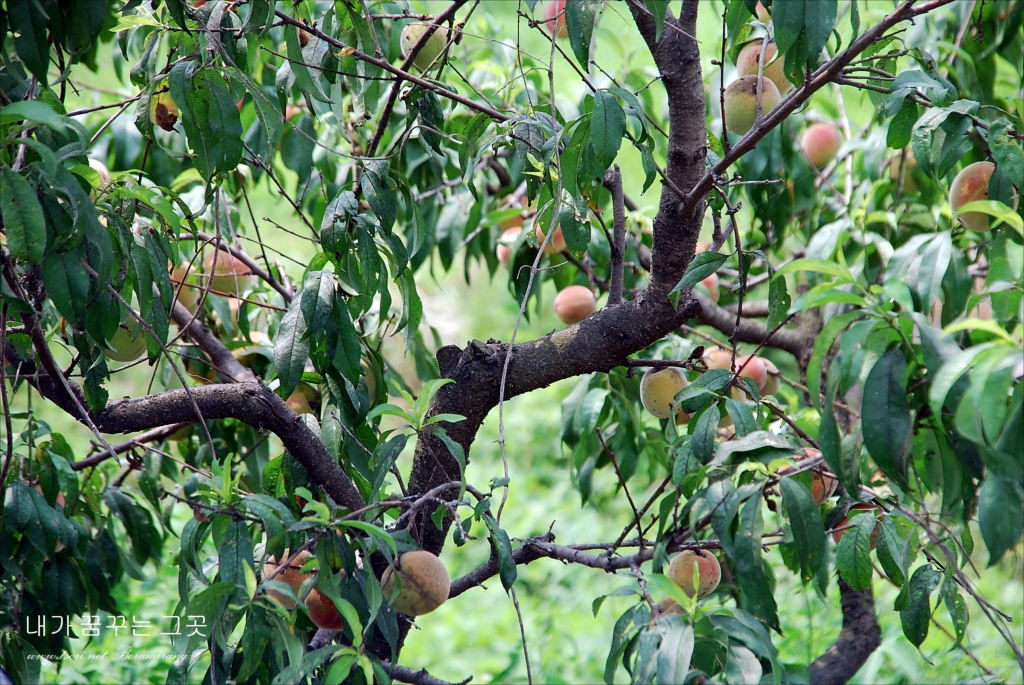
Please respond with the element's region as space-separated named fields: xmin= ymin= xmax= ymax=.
xmin=70 ymin=423 xmax=192 ymax=471
xmin=171 ymin=302 xmax=257 ymax=384
xmin=605 ymin=165 xmax=627 ymax=306
xmin=383 ymin=662 xmax=471 ymax=685
xmin=807 ymin=579 xmax=881 ymax=684
xmin=691 ymin=291 xmax=815 ymax=364
xmin=449 ymin=532 xmax=555 ymax=598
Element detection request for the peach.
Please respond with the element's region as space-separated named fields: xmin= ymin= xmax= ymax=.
xmin=655 ymin=598 xmax=686 ymax=618
xmin=730 ymin=355 xmax=768 ymax=400
xmin=698 ymin=273 xmax=720 ymax=303
xmin=703 ymin=347 xmax=734 ymax=371
xmin=735 ymin=42 xmax=791 ymax=95
xmin=553 ymin=285 xmax=596 ymax=325
xmin=535 ymin=224 xmax=566 ymax=254
xmin=202 ymin=250 xmax=254 ymax=296
xmin=496 ymin=227 xmax=521 ymax=266
xmin=795 ymin=448 xmax=838 ymax=505
xmin=801 ymin=123 xmax=843 ymax=168
xmin=755 ymin=1 xmax=771 ymax=22
xmin=949 ymin=161 xmax=1019 ymax=232
xmin=832 ymin=504 xmax=881 ymax=546
xmin=640 ymin=366 xmax=688 ymax=419
xmin=105 ymin=319 xmax=147 ymax=363
xmin=889 ymin=148 xmax=919 ymax=194
xmin=306 ymin=587 xmax=344 ymax=630
xmin=724 ymin=76 xmax=781 ymax=135
xmin=170 ymin=263 xmax=200 ymax=314
xmin=88 ymin=159 xmax=110 ymax=188
xmin=286 ymin=382 xmax=319 ymax=415
xmin=381 ymin=550 xmax=451 ymax=616
xmin=762 ymin=358 xmax=780 ymax=396
xmin=667 ymin=550 xmax=721 ymax=599
xmin=544 ymin=0 xmax=568 ymax=38
xmin=264 ymin=549 xmax=313 ymax=609
xmin=400 ymin=23 xmax=449 ymax=72
xmin=231 ymin=330 xmax=270 ymax=368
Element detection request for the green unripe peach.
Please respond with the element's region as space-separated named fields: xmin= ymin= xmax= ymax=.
xmin=400 ymin=23 xmax=449 ymax=72
xmin=382 ymin=551 xmax=451 ymax=616
xmin=724 ymin=76 xmax=781 ymax=135
xmin=801 ymin=123 xmax=843 ymax=168
xmin=667 ymin=549 xmax=721 ymax=599
xmin=553 ymin=285 xmax=596 ymax=325
xmin=105 ymin=318 xmax=147 ymax=363
xmin=640 ymin=367 xmax=688 ymax=419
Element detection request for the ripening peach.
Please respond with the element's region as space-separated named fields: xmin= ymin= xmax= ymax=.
xmin=400 ymin=23 xmax=449 ymax=71
xmin=755 ymin=1 xmax=771 ymax=22
xmin=382 ymin=551 xmax=451 ymax=616
xmin=496 ymin=227 xmax=521 ymax=266
xmin=170 ymin=263 xmax=200 ymax=314
xmin=88 ymin=159 xmax=111 ymax=188
xmin=202 ymin=250 xmax=254 ymax=297
xmin=553 ymin=285 xmax=596 ymax=325
xmin=544 ymin=0 xmax=568 ymax=38
xmin=306 ymin=587 xmax=344 ymax=630
xmin=264 ymin=550 xmax=313 ymax=609
xmin=795 ymin=448 xmax=838 ymax=505
xmin=801 ymin=123 xmax=843 ymax=168
xmin=640 ymin=367 xmax=688 ymax=419
xmin=724 ymin=76 xmax=781 ymax=135
xmin=667 ymin=550 xmax=721 ymax=599
xmin=762 ymin=358 xmax=780 ymax=396
xmin=535 ymin=224 xmax=566 ymax=254
xmin=949 ymin=161 xmax=1018 ymax=232
xmin=731 ymin=355 xmax=768 ymax=399
xmin=735 ymin=42 xmax=791 ymax=95
xmin=703 ymin=347 xmax=734 ymax=372
xmin=832 ymin=504 xmax=881 ymax=546
xmin=697 ymin=273 xmax=720 ymax=303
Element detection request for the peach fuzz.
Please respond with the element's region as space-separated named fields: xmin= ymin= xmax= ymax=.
xmin=801 ymin=123 xmax=843 ymax=168
xmin=553 ymin=285 xmax=596 ymax=325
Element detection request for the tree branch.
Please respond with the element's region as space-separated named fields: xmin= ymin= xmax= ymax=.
xmin=807 ymin=578 xmax=881 ymax=684
xmin=606 ymin=165 xmax=627 ymax=306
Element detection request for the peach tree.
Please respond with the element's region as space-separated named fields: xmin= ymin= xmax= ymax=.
xmin=0 ymin=0 xmax=1021 ymax=683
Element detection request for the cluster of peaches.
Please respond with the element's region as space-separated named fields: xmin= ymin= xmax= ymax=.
xmin=263 ymin=549 xmax=450 ymax=630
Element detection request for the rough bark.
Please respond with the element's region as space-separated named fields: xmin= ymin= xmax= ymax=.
xmin=808 ymin=579 xmax=882 ymax=684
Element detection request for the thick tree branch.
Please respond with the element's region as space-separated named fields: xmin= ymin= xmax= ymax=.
xmin=807 ymin=579 xmax=881 ymax=684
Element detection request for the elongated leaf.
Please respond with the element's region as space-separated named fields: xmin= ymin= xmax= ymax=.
xmin=656 ymin=623 xmax=694 ymax=685
xmin=566 ymin=0 xmax=600 ymax=68
xmin=672 ymin=252 xmax=727 ymax=295
xmin=780 ymin=478 xmax=826 ymax=581
xmin=767 ymin=274 xmax=791 ymax=330
xmin=808 ymin=310 xmax=868 ymax=408
xmin=900 ymin=564 xmax=940 ymax=648
xmin=725 ymin=399 xmax=756 ymax=437
xmin=836 ymin=512 xmax=874 ymax=591
xmin=483 ymin=513 xmax=517 ymax=592
xmin=591 ymin=91 xmax=625 ymax=170
xmin=978 ymin=475 xmax=1024 ymax=566
xmin=887 ymin=99 xmax=918 ymax=149
xmin=1 ymin=169 xmax=46 ymax=264
xmin=9 ymin=0 xmax=50 ymax=85
xmin=941 ymin=581 xmax=968 ymax=649
xmin=275 ymin=295 xmax=310 ymax=399
xmin=730 ymin=492 xmax=780 ymax=631
xmin=862 ymin=349 xmax=911 ymax=488
xmin=690 ymin=405 xmax=720 ymax=464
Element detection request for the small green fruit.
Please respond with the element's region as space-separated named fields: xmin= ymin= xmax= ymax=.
xmin=400 ymin=23 xmax=449 ymax=72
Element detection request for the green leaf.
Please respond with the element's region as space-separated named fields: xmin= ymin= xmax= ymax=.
xmin=875 ymin=515 xmax=909 ymax=586
xmin=978 ymin=475 xmax=1024 ymax=566
xmin=819 ymin=382 xmax=857 ymax=496
xmin=656 ymin=623 xmax=694 ymax=685
xmin=690 ymin=405 xmax=719 ymax=464
xmin=218 ymin=520 xmax=254 ymax=589
xmin=887 ymin=99 xmax=918 ymax=149
xmin=671 ymin=252 xmax=727 ymax=295
xmin=725 ymin=399 xmax=756 ymax=437
xmin=285 ymin=23 xmax=331 ymax=103
xmin=0 ymin=169 xmax=46 ymax=264
xmin=274 ymin=295 xmax=310 ymax=399
xmin=566 ymin=0 xmax=600 ymax=68
xmin=9 ymin=0 xmax=50 ymax=85
xmin=941 ymin=581 xmax=968 ymax=650
xmin=645 ymin=0 xmax=668 ymax=42
xmin=483 ymin=513 xmax=517 ymax=592
xmin=0 ymin=101 xmax=74 ymax=134
xmin=780 ymin=478 xmax=826 ymax=581
xmin=590 ymin=91 xmax=625 ymax=170
xmin=730 ymin=492 xmax=780 ymax=631
xmin=900 ymin=564 xmax=940 ymax=648
xmin=767 ymin=274 xmax=791 ymax=331
xmin=862 ymin=349 xmax=912 ymax=488
xmin=988 ymin=118 xmax=1024 ymax=189
xmin=181 ymin=71 xmax=244 ymax=180
xmin=772 ymin=0 xmax=806 ymax=59
xmin=807 ymin=310 xmax=868 ymax=409
xmin=836 ymin=512 xmax=874 ymax=591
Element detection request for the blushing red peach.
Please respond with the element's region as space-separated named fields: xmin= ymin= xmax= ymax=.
xmin=801 ymin=123 xmax=843 ymax=168
xmin=667 ymin=550 xmax=721 ymax=599
xmin=553 ymin=285 xmax=596 ymax=325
